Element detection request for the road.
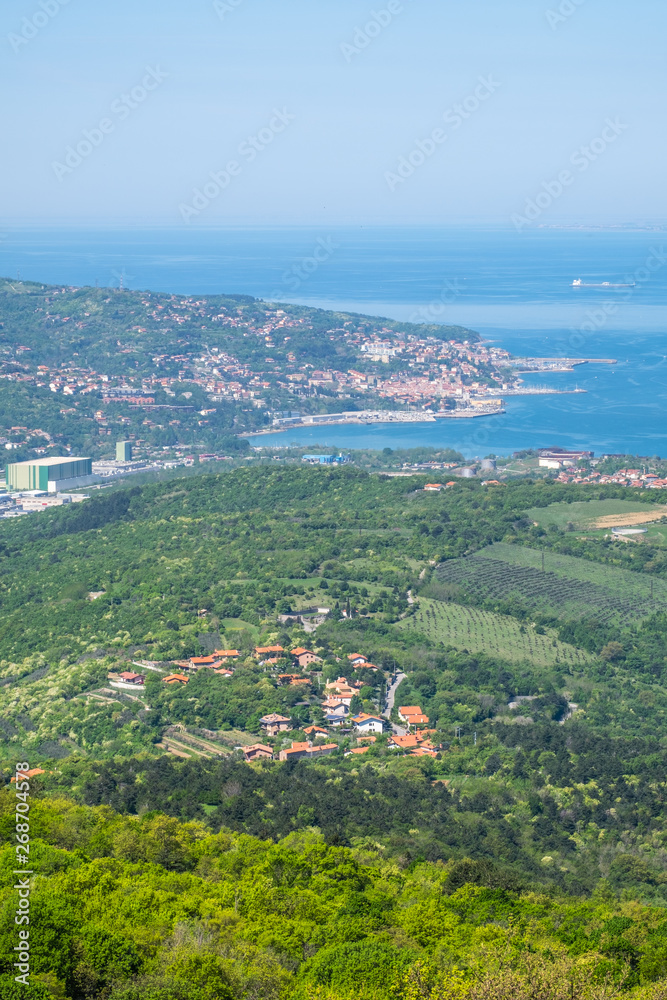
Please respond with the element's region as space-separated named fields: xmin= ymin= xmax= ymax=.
xmin=383 ymin=671 xmax=407 ymax=734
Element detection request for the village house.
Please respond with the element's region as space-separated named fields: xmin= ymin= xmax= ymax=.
xmin=291 ymin=647 xmax=322 ymax=668
xmin=254 ymin=645 xmax=285 ymax=658
xmin=113 ymin=671 xmax=145 ymax=685
xmin=389 ymin=733 xmax=422 ymax=750
xmin=404 ymin=713 xmax=429 ymax=727
xmin=351 ymin=713 xmax=385 ymax=735
xmin=324 ymin=705 xmax=349 ymax=726
xmin=214 ymin=648 xmax=240 ymax=660
xmin=389 ymin=732 xmax=439 ymax=754
xmin=260 ymin=713 xmax=291 ymax=737
xmin=347 ymin=653 xmax=368 ymax=665
xmin=398 ymin=705 xmax=423 ymax=722
xmin=278 ymin=741 xmax=311 ymax=761
xmin=243 ymin=743 xmax=274 ymax=762
xmin=279 ymin=740 xmax=338 ymax=761
xmin=119 ymin=671 xmax=145 ymax=684
xmin=162 ymin=673 xmax=189 ymax=686
xmin=185 ymin=655 xmax=223 ymax=671
xmin=213 ymin=667 xmax=234 ymax=678
xmin=277 ymin=673 xmax=310 ymax=687
xmin=304 ymin=725 xmax=329 ymax=737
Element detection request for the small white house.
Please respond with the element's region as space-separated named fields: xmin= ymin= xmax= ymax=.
xmin=351 ymin=713 xmax=384 ymax=735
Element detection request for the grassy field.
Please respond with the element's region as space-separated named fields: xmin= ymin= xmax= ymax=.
xmin=398 ymin=597 xmax=593 ymax=667
xmin=436 ymin=542 xmax=667 ymax=624
xmin=527 ymin=498 xmax=667 ymax=530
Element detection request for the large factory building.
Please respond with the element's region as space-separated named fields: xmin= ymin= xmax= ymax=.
xmin=5 ymin=457 xmax=96 ymax=493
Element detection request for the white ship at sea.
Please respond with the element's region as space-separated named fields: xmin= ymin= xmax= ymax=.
xmin=571 ymin=278 xmax=636 ymax=288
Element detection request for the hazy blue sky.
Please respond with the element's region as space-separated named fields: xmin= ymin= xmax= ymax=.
xmin=2 ymin=0 xmax=664 ymax=225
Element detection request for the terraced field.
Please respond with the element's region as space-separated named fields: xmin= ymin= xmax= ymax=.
xmin=398 ymin=598 xmax=592 ymax=667
xmin=435 ymin=542 xmax=667 ymax=624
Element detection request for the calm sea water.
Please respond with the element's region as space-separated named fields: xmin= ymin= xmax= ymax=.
xmin=1 ymin=225 xmax=666 ymax=458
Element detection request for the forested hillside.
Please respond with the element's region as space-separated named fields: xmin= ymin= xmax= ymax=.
xmin=4 ymin=791 xmax=667 ymax=1000
xmin=4 ymin=468 xmax=667 ymax=998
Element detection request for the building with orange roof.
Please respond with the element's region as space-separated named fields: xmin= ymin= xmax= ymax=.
xmin=351 ymin=713 xmax=384 ymax=735
xmin=163 ymin=673 xmax=189 ymax=685
xmin=255 ymin=645 xmax=285 ymax=656
xmin=423 ymin=483 xmax=444 ymax=491
xmin=291 ymin=647 xmax=322 ymax=668
xmin=279 ymin=740 xmax=338 ymax=761
xmin=243 ymin=744 xmax=274 ymax=761
xmin=186 ymin=655 xmax=223 ymax=670
xmin=11 ymin=768 xmax=45 ymax=782
xmin=304 ymin=725 xmax=329 ymax=736
xmin=308 ymin=743 xmax=338 ymax=758
xmin=347 ymin=746 xmax=370 ymax=755
xmin=260 ymin=713 xmax=291 ymax=736
xmin=347 ymin=653 xmax=368 ymax=664
xmin=404 ymin=713 xmax=429 ymax=727
xmin=214 ymin=648 xmax=240 ymax=659
xmin=277 ymin=673 xmax=310 ymax=686
xmin=398 ymin=706 xmax=422 ymax=721
xmin=117 ymin=670 xmax=145 ymax=685
xmin=389 ymin=733 xmax=421 ymax=750
xmin=279 ymin=741 xmax=311 ymax=761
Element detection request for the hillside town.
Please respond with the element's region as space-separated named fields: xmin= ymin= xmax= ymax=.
xmin=0 ymin=282 xmax=611 ymax=461
xmin=107 ymin=645 xmax=443 ymax=763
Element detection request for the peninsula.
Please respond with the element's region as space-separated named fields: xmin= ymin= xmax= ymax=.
xmin=0 ymin=277 xmax=615 ymax=464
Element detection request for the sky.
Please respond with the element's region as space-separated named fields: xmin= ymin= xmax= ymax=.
xmin=2 ymin=0 xmax=665 ymax=226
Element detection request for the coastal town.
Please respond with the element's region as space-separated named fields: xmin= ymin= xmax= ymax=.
xmin=0 ymin=279 xmax=614 ymax=464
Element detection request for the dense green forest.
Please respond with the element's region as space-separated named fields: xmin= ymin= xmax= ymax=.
xmin=4 ymin=467 xmax=667 ymax=997
xmin=5 ymin=790 xmax=667 ymax=1000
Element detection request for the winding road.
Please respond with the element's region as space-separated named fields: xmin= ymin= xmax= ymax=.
xmin=383 ymin=670 xmax=407 ymax=734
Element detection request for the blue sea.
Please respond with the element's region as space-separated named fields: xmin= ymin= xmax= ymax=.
xmin=1 ymin=225 xmax=666 ymax=458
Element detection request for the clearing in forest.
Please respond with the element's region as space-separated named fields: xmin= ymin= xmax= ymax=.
xmin=527 ymin=498 xmax=667 ymax=531
xmin=398 ymin=597 xmax=592 ymax=667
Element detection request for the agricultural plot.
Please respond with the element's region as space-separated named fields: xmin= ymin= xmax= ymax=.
xmin=527 ymin=499 xmax=667 ymax=531
xmin=436 ymin=542 xmax=667 ymax=624
xmin=398 ymin=598 xmax=592 ymax=667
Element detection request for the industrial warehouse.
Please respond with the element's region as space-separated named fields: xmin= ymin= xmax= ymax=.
xmin=5 ymin=456 xmax=97 ymax=493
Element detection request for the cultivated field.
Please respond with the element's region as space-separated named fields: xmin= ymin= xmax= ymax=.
xmin=435 ymin=542 xmax=667 ymax=624
xmin=527 ymin=499 xmax=667 ymax=531
xmin=398 ymin=597 xmax=592 ymax=666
